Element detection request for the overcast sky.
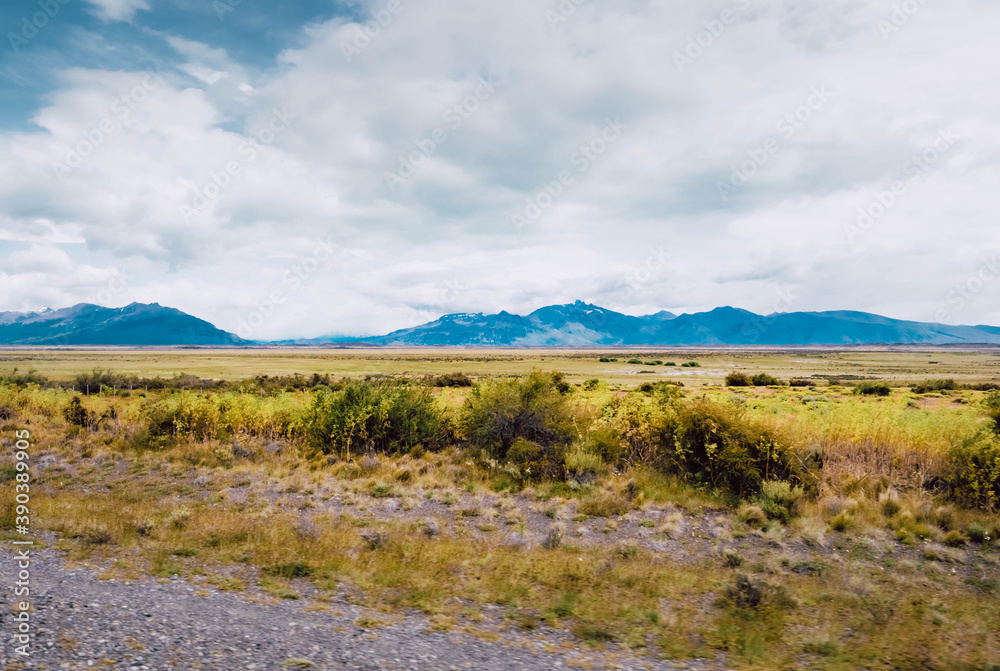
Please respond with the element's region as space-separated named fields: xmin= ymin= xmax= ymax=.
xmin=0 ymin=0 xmax=997 ymax=339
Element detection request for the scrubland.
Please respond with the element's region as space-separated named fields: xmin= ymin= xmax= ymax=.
xmin=2 ymin=359 xmax=1000 ymax=670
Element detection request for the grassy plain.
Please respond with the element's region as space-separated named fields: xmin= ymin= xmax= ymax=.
xmin=2 ymin=348 xmax=1000 ymax=669
xmin=2 ymin=346 xmax=999 ymax=386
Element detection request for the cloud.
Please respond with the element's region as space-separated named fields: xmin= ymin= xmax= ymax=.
xmin=0 ymin=0 xmax=999 ymax=337
xmin=85 ymin=0 xmax=151 ymax=23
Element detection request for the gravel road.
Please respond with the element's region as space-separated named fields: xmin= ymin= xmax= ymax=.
xmin=1 ymin=547 xmax=718 ymax=671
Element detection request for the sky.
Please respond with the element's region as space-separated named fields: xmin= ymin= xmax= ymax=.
xmin=0 ymin=0 xmax=998 ymax=340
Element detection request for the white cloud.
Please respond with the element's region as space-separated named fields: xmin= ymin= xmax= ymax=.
xmin=1 ymin=0 xmax=1000 ymax=337
xmin=85 ymin=0 xmax=151 ymax=23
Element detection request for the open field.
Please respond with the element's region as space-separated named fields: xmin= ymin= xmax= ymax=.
xmin=2 ymin=346 xmax=1000 ymax=387
xmin=2 ymin=352 xmax=1000 ymax=669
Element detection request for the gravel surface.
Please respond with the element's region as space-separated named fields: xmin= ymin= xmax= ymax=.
xmin=1 ymin=546 xmax=721 ymax=671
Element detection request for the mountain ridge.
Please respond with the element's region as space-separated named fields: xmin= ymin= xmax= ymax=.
xmin=300 ymin=301 xmax=1000 ymax=347
xmin=2 ymin=301 xmax=999 ymax=347
xmin=0 ymin=303 xmax=246 ymax=346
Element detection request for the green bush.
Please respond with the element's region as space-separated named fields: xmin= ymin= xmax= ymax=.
xmin=306 ymin=380 xmax=443 ymax=456
xmin=986 ymin=392 xmax=1000 ymax=436
xmin=63 ymin=396 xmax=94 ymax=428
xmin=789 ymin=379 xmax=812 ymax=388
xmin=627 ymin=359 xmax=643 ymax=365
xmin=507 ymin=436 xmax=568 ymax=482
xmin=670 ymin=399 xmax=801 ymax=497
xmin=430 ymin=372 xmax=473 ymax=387
xmin=598 ymin=357 xmax=618 ymax=363
xmin=725 ymin=373 xmax=752 ymax=387
xmin=751 ymin=373 xmax=782 ymax=387
xmin=598 ymin=390 xmax=679 ymax=469
xmin=144 ymin=391 xmax=222 ymax=439
xmin=854 ymin=382 xmax=891 ymax=397
xmin=461 ymin=372 xmax=575 ymax=467
xmin=759 ymin=480 xmax=803 ymax=524
xmin=911 ymin=379 xmax=959 ymax=394
xmin=946 ymin=430 xmax=1000 ymax=510
xmin=681 ymin=362 xmax=701 ymax=368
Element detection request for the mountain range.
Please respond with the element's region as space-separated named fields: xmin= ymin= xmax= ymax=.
xmin=0 ymin=303 xmax=246 ymax=346
xmin=1 ymin=301 xmax=999 ymax=347
xmin=326 ymin=301 xmax=1000 ymax=347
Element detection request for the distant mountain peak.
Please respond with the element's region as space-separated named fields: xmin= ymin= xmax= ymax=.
xmin=0 ymin=303 xmax=246 ymax=346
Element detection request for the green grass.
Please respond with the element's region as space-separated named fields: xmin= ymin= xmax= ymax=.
xmin=4 ymin=356 xmax=1000 ymax=669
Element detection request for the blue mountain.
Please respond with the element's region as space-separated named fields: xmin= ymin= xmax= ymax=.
xmin=0 ymin=303 xmax=246 ymax=346
xmin=350 ymin=302 xmax=1000 ymax=346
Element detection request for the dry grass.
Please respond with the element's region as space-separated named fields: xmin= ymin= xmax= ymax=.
xmin=3 ymin=362 xmax=1000 ymax=669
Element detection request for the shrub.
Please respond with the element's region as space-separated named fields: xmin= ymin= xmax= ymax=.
xmin=577 ymin=489 xmax=631 ymax=517
xmin=789 ymin=379 xmax=813 ymax=388
xmin=63 ymin=396 xmax=94 ymax=428
xmin=946 ymin=430 xmax=1000 ymax=510
xmin=627 ymin=359 xmax=643 ymax=365
xmin=598 ymin=393 xmax=676 ymax=469
xmin=737 ymin=504 xmax=767 ymax=528
xmin=506 ymin=437 xmax=567 ymax=482
xmin=723 ymin=575 xmax=794 ymax=611
xmin=431 ymin=372 xmax=473 ymax=387
xmin=306 ymin=380 xmax=443 ymax=456
xmin=751 ymin=373 xmax=782 ymax=387
xmin=462 ymin=372 xmax=575 ymax=469
xmin=144 ymin=391 xmax=222 ymax=439
xmin=966 ymin=521 xmax=990 ymax=543
xmin=759 ymin=480 xmax=803 ymax=524
xmin=670 ymin=400 xmax=802 ymax=497
xmin=598 ymin=357 xmax=618 ymax=363
xmin=0 ymin=368 xmax=46 ymax=388
xmin=912 ymin=379 xmax=959 ymax=394
xmin=664 ymin=362 xmax=677 ymax=366
xmin=725 ymin=373 xmax=752 ymax=387
xmin=943 ymin=530 xmax=967 ymax=547
xmin=722 ymin=549 xmax=745 ymax=568
xmin=854 ymin=382 xmax=891 ymax=397
xmin=681 ymin=362 xmax=701 ymax=368
xmin=829 ymin=511 xmax=855 ymax=532
xmin=986 ymin=392 xmax=1000 ymax=435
